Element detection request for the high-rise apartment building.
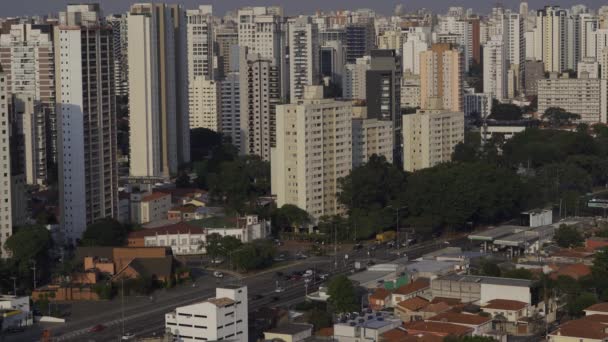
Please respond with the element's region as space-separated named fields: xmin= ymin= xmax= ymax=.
xmin=345 ymin=22 xmax=375 ymax=63
xmin=483 ymin=37 xmax=508 ymax=101
xmin=106 ymin=14 xmax=129 ymax=97
xmin=420 ymin=44 xmax=463 ymax=112
xmin=55 ymin=4 xmax=118 ymax=242
xmin=366 ymin=50 xmax=402 ymax=163
xmin=165 ymin=286 xmax=248 ymax=342
xmin=128 ymin=3 xmax=190 ymax=179
xmin=271 ymin=86 xmax=352 ymax=220
xmin=215 ymin=25 xmax=238 ymax=80
xmin=402 ymin=35 xmax=428 ymax=75
xmin=187 ymin=6 xmax=214 ymax=82
xmin=288 ymin=16 xmax=319 ymax=102
xmin=536 ymin=6 xmax=569 ymax=72
xmin=352 ymin=105 xmax=393 ymax=168
xmin=220 ymin=72 xmax=241 ymax=148
xmin=0 ymin=75 xmax=27 ymax=257
xmin=343 ymin=56 xmax=370 ymax=100
xmin=538 ymin=72 xmax=608 ymax=124
xmin=320 ymin=41 xmax=346 ymax=87
xmin=402 ymin=99 xmax=465 ymax=172
xmin=189 ymin=78 xmax=220 ymax=131
xmin=0 ymin=23 xmax=55 ymax=184
xmin=401 ymin=72 xmax=421 ymax=109
xmin=239 ymin=51 xmax=281 ymax=161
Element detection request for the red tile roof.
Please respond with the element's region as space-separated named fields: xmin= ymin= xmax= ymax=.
xmin=169 ymin=204 xmax=198 ymax=213
xmin=550 ymin=263 xmax=591 ymax=280
xmin=394 ymin=279 xmax=430 ymax=295
xmin=585 ymin=302 xmax=608 ymax=313
xmin=316 ymin=328 xmax=333 ymax=336
xmin=397 ymin=297 xmax=430 ymax=311
xmin=423 ymin=302 xmax=452 ymax=314
xmin=550 ymin=319 xmax=608 ymax=340
xmin=381 ymin=328 xmax=445 ymax=342
xmin=426 ymin=312 xmax=491 ymax=326
xmin=128 ymin=222 xmax=204 ymax=238
xmin=370 ymin=288 xmax=391 ymax=301
xmin=403 ymin=321 xmax=473 ymax=336
xmin=141 ymin=192 xmax=170 ymax=202
xmin=482 ymin=299 xmax=528 ymax=311
xmin=429 ymin=297 xmax=462 ymax=306
xmin=582 ymin=314 xmax=608 ymax=323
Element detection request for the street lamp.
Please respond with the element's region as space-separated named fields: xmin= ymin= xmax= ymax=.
xmin=388 ymin=205 xmax=407 ymax=252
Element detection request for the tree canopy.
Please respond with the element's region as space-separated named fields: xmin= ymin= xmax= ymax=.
xmin=487 ymin=102 xmax=523 ymax=121
xmin=327 ymin=275 xmax=358 ymax=313
xmin=542 ymin=107 xmax=581 ymax=127
xmin=81 ymin=219 xmax=130 ymax=246
xmin=554 ymin=225 xmax=584 ymax=248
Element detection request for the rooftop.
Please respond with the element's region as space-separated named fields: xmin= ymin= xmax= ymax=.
xmin=482 ymin=299 xmax=528 ymax=311
xmin=370 ymin=288 xmax=391 ymax=301
xmin=403 ymin=321 xmax=473 ymax=336
xmin=394 ymin=278 xmax=430 ymax=295
xmin=396 ymin=297 xmax=429 ymax=311
xmin=426 ymin=312 xmax=491 ymax=326
xmin=405 ymin=260 xmax=458 ymax=274
xmin=585 ymin=302 xmax=608 ymax=313
xmin=267 ymin=323 xmax=313 ymax=335
xmin=348 ymin=270 xmax=394 ymax=286
xmin=435 ymin=274 xmax=533 ymax=288
xmin=550 ymin=319 xmax=608 ymax=340
xmin=468 ymin=225 xmax=529 ymax=241
xmin=381 ymin=328 xmax=444 ymax=342
xmin=189 ymin=216 xmax=239 ymax=229
xmin=207 ymin=297 xmax=235 ymax=307
xmin=128 ymin=222 xmax=205 ymax=238
xmin=141 ymin=192 xmax=170 ymax=202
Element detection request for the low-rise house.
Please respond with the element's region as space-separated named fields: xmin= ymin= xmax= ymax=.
xmin=586 ymin=237 xmax=608 ymax=250
xmin=391 ymin=279 xmax=430 ymax=304
xmin=156 ymin=187 xmax=206 ymax=206
xmin=369 ymin=288 xmax=392 ymax=310
xmin=405 ymin=260 xmax=460 ymax=279
xmin=395 ymin=297 xmax=431 ymax=322
xmin=549 ymin=263 xmax=591 ymax=280
xmin=167 ymin=204 xmax=198 ymax=222
xmin=481 ymin=299 xmax=530 ymax=334
xmin=548 ymin=314 xmax=608 ymax=342
xmin=264 ymin=323 xmax=313 ymax=342
xmin=584 ymin=302 xmax=608 ymax=316
xmin=547 ymin=248 xmax=595 ymax=265
xmin=431 ymin=275 xmax=534 ymax=305
xmin=402 ymin=321 xmax=473 ymax=338
xmin=131 ymin=192 xmax=172 ymax=224
xmin=425 ymin=312 xmax=492 ymax=336
xmin=380 ymin=327 xmax=444 ymax=342
xmin=333 ymin=312 xmax=402 ymax=342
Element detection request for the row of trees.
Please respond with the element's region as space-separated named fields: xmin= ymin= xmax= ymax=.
xmin=204 ymin=233 xmax=276 ymax=272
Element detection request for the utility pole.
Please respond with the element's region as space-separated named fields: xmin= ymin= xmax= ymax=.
xmin=121 ymin=278 xmax=125 ymax=337
xmin=31 ymin=261 xmax=37 ymax=289
xmin=334 ymin=223 xmax=338 ymax=270
xmin=10 ymin=277 xmax=16 ymax=296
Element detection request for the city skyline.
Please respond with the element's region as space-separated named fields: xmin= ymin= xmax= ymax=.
xmin=4 ymin=0 xmax=608 ymax=17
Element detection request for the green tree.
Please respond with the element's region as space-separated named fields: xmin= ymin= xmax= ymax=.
xmin=554 ymin=275 xmax=581 ymax=297
xmin=591 ymin=248 xmax=608 ymax=291
xmin=487 ymin=101 xmax=523 ymax=121
xmin=554 ymin=225 xmax=584 ymax=248
xmin=480 ymin=260 xmax=501 ymax=277
xmin=327 ymin=275 xmax=358 ymax=313
xmin=203 ymin=234 xmax=243 ymax=261
xmin=306 ymin=308 xmax=333 ymax=330
xmin=4 ymin=225 xmax=51 ymax=263
xmin=190 ymin=128 xmax=223 ymax=162
xmin=274 ymin=204 xmax=311 ymax=233
xmin=502 ymin=268 xmax=534 ymax=280
xmin=81 ymin=219 xmax=129 ymax=246
xmin=567 ymin=292 xmax=597 ymax=317
xmin=542 ymin=107 xmax=581 ymax=128
xmin=175 ymin=172 xmax=191 ymax=188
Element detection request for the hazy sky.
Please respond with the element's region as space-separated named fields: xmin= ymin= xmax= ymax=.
xmin=5 ymin=0 xmax=607 ymax=17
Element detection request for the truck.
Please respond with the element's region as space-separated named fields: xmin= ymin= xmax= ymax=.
xmin=376 ymin=231 xmax=396 ymax=243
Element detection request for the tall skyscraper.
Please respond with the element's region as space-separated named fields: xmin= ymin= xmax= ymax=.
xmin=187 ymin=5 xmax=214 ymax=84
xmin=420 ymin=44 xmax=463 ymax=112
xmin=366 ymin=50 xmax=402 ymax=163
xmin=288 ymin=16 xmax=319 ymax=102
xmin=220 ymin=72 xmax=241 ymax=148
xmin=320 ymin=41 xmax=346 ymax=87
xmin=0 ymin=23 xmax=55 ymax=185
xmin=106 ymin=14 xmax=129 ymax=97
xmin=272 ymin=86 xmax=352 ymax=221
xmin=128 ymin=3 xmax=190 ymax=179
xmin=345 ymin=22 xmax=375 ymax=63
xmin=484 ymin=37 xmax=508 ymax=101
xmin=189 ymin=78 xmax=220 ymax=131
xmin=536 ymin=6 xmax=569 ymax=72
xmin=0 ymin=74 xmax=27 ymax=257
xmin=239 ymin=50 xmax=281 ymax=161
xmin=55 ymin=4 xmax=118 ymax=242
xmin=215 ymin=24 xmax=238 ymax=80
xmin=402 ymin=35 xmax=428 ymax=75
xmin=343 ymin=56 xmax=370 ymax=100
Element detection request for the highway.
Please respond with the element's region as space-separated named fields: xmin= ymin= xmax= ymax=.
xmin=6 ymin=236 xmax=472 ymax=342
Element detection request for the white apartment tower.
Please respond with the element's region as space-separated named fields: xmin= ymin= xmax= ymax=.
xmin=186 ymin=6 xmax=214 ymax=127
xmin=55 ymin=4 xmax=119 ymax=242
xmin=165 ymin=285 xmax=248 ymax=342
xmin=289 ymin=16 xmax=319 ymax=102
xmin=106 ymin=14 xmax=129 ymax=97
xmin=239 ymin=51 xmax=281 ymax=161
xmin=0 ymin=23 xmax=55 ymax=185
xmin=402 ymin=99 xmax=465 ymax=172
xmin=128 ymin=3 xmax=190 ymax=179
xmin=402 ymin=35 xmax=428 ymax=75
xmin=189 ymin=78 xmax=220 ymax=131
xmin=271 ymin=86 xmax=352 ymax=221
xmin=536 ymin=6 xmax=569 ymax=72
xmin=0 ymin=74 xmax=27 ymax=257
xmin=484 ymin=37 xmax=508 ymax=101
xmin=352 ymin=106 xmax=393 ymax=168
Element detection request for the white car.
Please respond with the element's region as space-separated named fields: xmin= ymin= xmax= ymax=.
xmin=275 ymin=286 xmax=285 ymax=293
xmin=213 ymin=271 xmax=224 ymax=278
xmin=211 ymin=258 xmax=224 ymax=264
xmin=122 ymin=333 xmax=135 ymax=341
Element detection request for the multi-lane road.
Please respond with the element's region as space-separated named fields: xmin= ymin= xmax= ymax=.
xmin=6 ymin=236 xmax=472 ymax=342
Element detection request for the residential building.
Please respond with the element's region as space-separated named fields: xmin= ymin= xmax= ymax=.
xmin=0 ymin=295 xmax=32 ymax=330
xmin=343 ymin=56 xmax=371 ymax=100
xmin=264 ymin=324 xmax=313 ymax=342
xmin=524 ymin=60 xmax=545 ymax=96
xmin=272 ymin=86 xmax=352 ymax=221
xmin=128 ymin=3 xmax=190 ymax=179
xmin=425 ymin=313 xmax=492 ymax=336
xmin=431 ymin=274 xmax=534 ymax=305
xmin=577 ymin=57 xmax=600 ymax=78
xmin=548 ymin=315 xmax=608 ymax=342
xmin=483 ymin=37 xmax=508 ymax=101
xmin=345 ymin=22 xmax=375 ymax=63
xmin=220 ymin=72 xmax=241 ymax=147
xmin=130 ymin=192 xmax=172 ymax=225
xmin=463 ymin=92 xmax=493 ymax=118
xmin=0 ymin=75 xmax=27 ymax=257
xmin=320 ymin=41 xmax=346 ymax=87
xmin=165 ymin=286 xmax=248 ymax=342
xmin=402 ymin=99 xmax=464 ymax=172
xmin=402 ymin=35 xmax=428 ymax=75
xmin=391 ymin=279 xmax=431 ymax=305
xmin=395 ymin=297 xmax=432 ymax=322
xmin=536 ymin=6 xmax=569 ymax=72
xmin=402 ymin=321 xmax=473 ymax=338
xmin=239 ymin=51 xmax=281 ymax=161
xmin=189 ymin=78 xmax=220 ymax=131
xmin=333 ymin=311 xmax=402 ymax=342
xmin=0 ymin=23 xmax=55 ymax=184
xmin=420 ymin=44 xmax=463 ymax=112
xmin=481 ymin=119 xmax=538 ymax=146
xmin=55 ymin=4 xmax=119 ymax=243
xmin=215 ymin=25 xmax=239 ymax=80
xmin=369 ymin=288 xmax=391 ymax=310
xmin=288 ymin=16 xmax=319 ymax=102
xmin=366 ymin=50 xmax=402 ymax=163
xmin=352 ymin=105 xmax=393 ymax=167
xmin=106 ymin=14 xmax=129 ymax=97
xmin=401 ymin=72 xmax=421 ymax=109
xmin=378 ymin=30 xmax=406 ymax=55
xmin=538 ymin=72 xmax=608 ymax=123
xmin=186 ymin=6 xmax=214 ymax=82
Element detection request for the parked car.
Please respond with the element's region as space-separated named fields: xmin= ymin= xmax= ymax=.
xmin=89 ymin=324 xmax=106 ymax=333
xmin=211 ymin=258 xmax=224 ymax=264
xmin=275 ymin=286 xmax=285 ymax=293
xmin=122 ymin=332 xmax=135 ymax=340
xmin=319 ymin=273 xmax=330 ymax=280
xmin=213 ymin=271 xmax=224 ymax=278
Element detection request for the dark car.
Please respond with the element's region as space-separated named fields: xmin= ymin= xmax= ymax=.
xmin=89 ymin=324 xmax=106 ymax=333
